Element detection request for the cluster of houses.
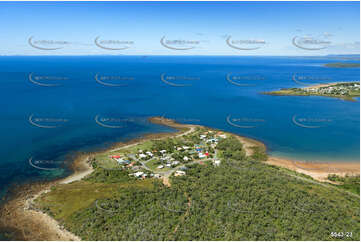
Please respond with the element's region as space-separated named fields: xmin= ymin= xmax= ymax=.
xmin=303 ymin=82 xmax=360 ymax=96
xmin=105 ymin=130 xmax=228 ymax=180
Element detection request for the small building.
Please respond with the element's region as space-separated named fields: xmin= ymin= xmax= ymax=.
xmin=139 ymin=154 xmax=147 ymax=159
xmin=160 ymin=150 xmax=167 ymax=154
xmin=182 ymin=146 xmax=190 ymax=150
xmin=111 ymin=155 xmax=121 ymax=159
xmin=166 ymin=163 xmax=172 ymax=168
xmin=134 ymin=171 xmax=144 ymax=178
xmin=175 ymin=170 xmax=186 ymax=176
xmin=157 ymin=165 xmax=164 ymax=169
xmin=183 ymin=156 xmax=189 ymax=161
xmin=213 ymin=160 xmax=221 ymax=167
xmin=116 ymin=158 xmax=130 ymax=164
xmin=198 ymin=153 xmax=206 ymax=159
xmin=172 ymin=161 xmax=180 ymax=166
xmin=218 ymin=134 xmax=227 ymax=139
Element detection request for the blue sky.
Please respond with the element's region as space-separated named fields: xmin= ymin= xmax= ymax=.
xmin=0 ymin=1 xmax=359 ymax=55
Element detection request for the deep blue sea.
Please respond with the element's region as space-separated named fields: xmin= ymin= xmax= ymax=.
xmin=0 ymin=55 xmax=359 ymax=199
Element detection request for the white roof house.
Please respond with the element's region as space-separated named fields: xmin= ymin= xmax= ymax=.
xmin=200 ymin=135 xmax=207 ymax=139
xmin=183 ymin=156 xmax=189 ymax=161
xmin=160 ymin=150 xmax=167 ymax=154
xmin=214 ymin=160 xmax=221 ymax=166
xmin=172 ymin=161 xmax=180 ymax=165
xmin=146 ymin=151 xmax=153 ymax=157
xmin=182 ymin=146 xmax=190 ymax=150
xmin=166 ymin=163 xmax=172 ymax=167
xmin=139 ymin=154 xmax=147 ymax=159
xmin=157 ymin=165 xmax=164 ymax=169
xmin=134 ymin=171 xmax=144 ymax=177
xmin=198 ymin=153 xmax=206 ymax=159
xmin=175 ymin=170 xmax=186 ymax=176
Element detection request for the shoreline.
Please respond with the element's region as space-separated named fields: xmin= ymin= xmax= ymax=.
xmin=0 ymin=116 xmax=359 ymax=240
xmin=262 ymin=81 xmax=360 ymax=101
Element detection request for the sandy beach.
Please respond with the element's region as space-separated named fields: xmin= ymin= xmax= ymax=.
xmin=0 ymin=116 xmax=359 ymax=241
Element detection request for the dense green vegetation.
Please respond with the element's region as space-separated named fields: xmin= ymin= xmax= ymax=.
xmin=328 ymin=174 xmax=360 ymax=195
xmin=35 ymin=132 xmax=360 ymax=241
xmin=216 ymin=136 xmax=246 ymax=161
xmin=324 ymin=63 xmax=360 ymax=68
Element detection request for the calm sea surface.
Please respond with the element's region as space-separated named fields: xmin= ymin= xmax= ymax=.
xmin=0 ymin=56 xmax=359 ymax=198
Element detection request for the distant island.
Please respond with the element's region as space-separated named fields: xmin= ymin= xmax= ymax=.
xmin=262 ymin=82 xmax=360 ymax=101
xmin=324 ymin=62 xmax=360 ymax=68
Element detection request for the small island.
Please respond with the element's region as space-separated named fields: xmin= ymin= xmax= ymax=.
xmin=262 ymin=82 xmax=360 ymax=101
xmin=324 ymin=62 xmax=360 ymax=68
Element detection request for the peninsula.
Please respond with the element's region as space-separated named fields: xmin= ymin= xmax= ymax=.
xmin=262 ymin=81 xmax=360 ymax=100
xmin=0 ymin=117 xmax=359 ymax=241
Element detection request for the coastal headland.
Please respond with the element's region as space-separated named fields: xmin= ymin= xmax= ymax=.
xmin=0 ymin=117 xmax=359 ymax=240
xmin=262 ymin=81 xmax=360 ymax=101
